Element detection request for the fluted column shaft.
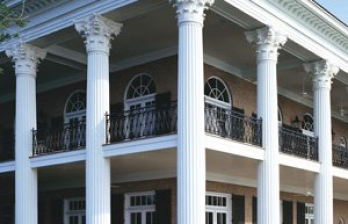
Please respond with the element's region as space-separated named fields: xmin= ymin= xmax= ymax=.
xmin=75 ymin=15 xmax=122 ymax=224
xmin=6 ymin=43 xmax=46 ymax=224
xmin=304 ymin=60 xmax=338 ymax=224
xmin=245 ymin=26 xmax=287 ymax=224
xmin=171 ymin=1 xmax=213 ymax=224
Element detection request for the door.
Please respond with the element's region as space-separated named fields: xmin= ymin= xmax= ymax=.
xmin=126 ymin=99 xmax=156 ymax=138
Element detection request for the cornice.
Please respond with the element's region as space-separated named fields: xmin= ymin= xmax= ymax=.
xmin=265 ymin=0 xmax=348 ymax=56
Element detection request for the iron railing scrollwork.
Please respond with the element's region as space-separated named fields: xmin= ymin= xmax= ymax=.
xmin=204 ymin=107 xmax=262 ymax=146
xmin=32 ymin=120 xmax=86 ymax=156
xmin=106 ymin=102 xmax=177 ymax=143
xmin=332 ymin=144 xmax=348 ymax=168
xmin=279 ymin=126 xmax=318 ymax=161
xmin=0 ymin=135 xmax=15 ymax=161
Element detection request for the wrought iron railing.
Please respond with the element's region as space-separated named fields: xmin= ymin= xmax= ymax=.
xmin=32 ymin=120 xmax=86 ymax=156
xmin=0 ymin=135 xmax=15 ymax=161
xmin=279 ymin=126 xmax=318 ymax=161
xmin=204 ymin=107 xmax=262 ymax=146
xmin=332 ymin=144 xmax=348 ymax=168
xmin=106 ymin=102 xmax=177 ymax=143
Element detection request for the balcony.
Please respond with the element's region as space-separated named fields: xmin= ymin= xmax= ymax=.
xmin=279 ymin=125 xmax=319 ymax=161
xmin=32 ymin=102 xmax=262 ymax=156
xmin=32 ymin=120 xmax=86 ymax=156
xmin=0 ymin=135 xmax=14 ymax=162
xmin=106 ymin=102 xmax=178 ymax=143
xmin=332 ymin=144 xmax=348 ymax=168
xmin=204 ymin=107 xmax=262 ymax=146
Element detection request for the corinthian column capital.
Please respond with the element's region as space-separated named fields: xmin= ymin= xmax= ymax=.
xmin=304 ymin=60 xmax=339 ymax=89
xmin=75 ymin=14 xmax=123 ymax=54
xmin=6 ymin=43 xmax=46 ymax=77
xmin=169 ymin=0 xmax=214 ymax=24
xmin=245 ymin=26 xmax=287 ymax=61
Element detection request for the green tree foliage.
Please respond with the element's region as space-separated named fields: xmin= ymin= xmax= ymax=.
xmin=0 ymin=2 xmax=27 ymax=42
xmin=0 ymin=2 xmax=27 ymax=74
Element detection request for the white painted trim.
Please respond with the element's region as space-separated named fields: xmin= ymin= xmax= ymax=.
xmin=103 ymin=134 xmax=177 ymax=158
xmin=205 ymin=134 xmax=265 ymax=161
xmin=30 ymin=149 xmax=86 ymax=168
xmin=279 ymin=153 xmax=320 ymax=173
xmin=111 ymin=169 xmax=176 ymax=183
xmin=333 ymin=167 xmax=348 ymax=180
xmin=0 ymin=160 xmax=15 ymax=173
xmin=207 ymin=172 xmax=257 ymax=188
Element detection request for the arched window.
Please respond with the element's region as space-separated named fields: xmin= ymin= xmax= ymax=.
xmin=64 ymin=90 xmax=86 ymax=124
xmin=340 ymin=137 xmax=347 ymax=149
xmin=204 ymin=77 xmax=231 ymax=109
xmin=125 ymin=73 xmax=156 ymax=110
xmin=302 ymin=113 xmax=314 ymax=132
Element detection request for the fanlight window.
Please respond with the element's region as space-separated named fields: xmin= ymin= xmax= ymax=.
xmin=126 ymin=74 xmax=156 ymax=100
xmin=302 ymin=113 xmax=314 ymax=132
xmin=204 ymin=77 xmax=231 ymax=105
xmin=65 ymin=91 xmax=86 ymax=114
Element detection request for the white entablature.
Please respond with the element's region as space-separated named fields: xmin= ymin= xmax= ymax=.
xmin=264 ymin=0 xmax=348 ymax=55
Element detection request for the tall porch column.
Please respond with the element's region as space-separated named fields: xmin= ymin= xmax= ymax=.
xmin=304 ymin=60 xmax=338 ymax=224
xmin=245 ymin=27 xmax=287 ymax=224
xmin=169 ymin=1 xmax=213 ymax=224
xmin=6 ymin=43 xmax=46 ymax=224
xmin=75 ymin=15 xmax=122 ymax=224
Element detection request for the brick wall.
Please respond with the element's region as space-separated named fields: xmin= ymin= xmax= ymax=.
xmin=29 ymin=178 xmax=348 ymax=224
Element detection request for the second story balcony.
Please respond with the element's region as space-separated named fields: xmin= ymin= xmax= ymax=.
xmin=32 ymin=120 xmax=86 ymax=156
xmin=279 ymin=125 xmax=319 ymax=161
xmin=31 ymin=102 xmax=263 ymax=156
xmin=333 ymin=144 xmax=348 ymax=168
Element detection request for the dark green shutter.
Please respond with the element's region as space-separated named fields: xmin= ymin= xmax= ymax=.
xmin=110 ymin=102 xmax=124 ymax=115
xmin=282 ymin=200 xmax=293 ymax=224
xmin=232 ymin=194 xmax=245 ymax=224
xmin=51 ymin=199 xmax=63 ymax=224
xmin=50 ymin=116 xmax=64 ymax=129
xmin=112 ymin=194 xmax=124 ymax=224
xmin=252 ymin=196 xmax=257 ymax=224
xmin=155 ymin=92 xmax=171 ymax=108
xmin=155 ymin=189 xmax=171 ymax=224
xmin=297 ymin=202 xmax=306 ymax=224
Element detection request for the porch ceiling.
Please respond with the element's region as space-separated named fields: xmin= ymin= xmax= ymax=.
xmin=1 ymin=0 xmax=348 ymax=114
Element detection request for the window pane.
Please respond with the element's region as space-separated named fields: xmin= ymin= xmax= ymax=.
xmin=206 ymin=212 xmax=213 ymax=224
xmin=131 ymin=213 xmax=142 ymax=224
xmin=146 ymin=212 xmax=155 ymax=224
xmin=217 ymin=213 xmax=227 ymax=224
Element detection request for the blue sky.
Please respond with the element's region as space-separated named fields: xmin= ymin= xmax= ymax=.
xmin=315 ymin=0 xmax=348 ymax=24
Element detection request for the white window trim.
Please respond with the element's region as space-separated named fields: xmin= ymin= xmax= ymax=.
xmin=125 ymin=191 xmax=156 ymax=224
xmin=305 ymin=203 xmax=314 ymax=224
xmin=64 ymin=90 xmax=86 ymax=124
xmin=125 ymin=93 xmax=157 ymax=111
xmin=64 ymin=197 xmax=86 ymax=224
xmin=205 ymin=192 xmax=232 ymax=224
xmin=204 ymin=76 xmax=232 ymax=109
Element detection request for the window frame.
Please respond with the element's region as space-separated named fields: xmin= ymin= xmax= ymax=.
xmin=204 ymin=76 xmax=232 ymax=110
xmin=205 ymin=192 xmax=232 ymax=224
xmin=64 ymin=90 xmax=87 ymax=124
xmin=125 ymin=191 xmax=156 ymax=224
xmin=124 ymin=73 xmax=157 ymax=111
xmin=64 ymin=197 xmax=86 ymax=224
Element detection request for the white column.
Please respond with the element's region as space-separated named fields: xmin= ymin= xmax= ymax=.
xmin=6 ymin=43 xmax=46 ymax=224
xmin=245 ymin=26 xmax=287 ymax=224
xmin=75 ymin=15 xmax=122 ymax=224
xmin=304 ymin=60 xmax=338 ymax=224
xmin=170 ymin=1 xmax=213 ymax=224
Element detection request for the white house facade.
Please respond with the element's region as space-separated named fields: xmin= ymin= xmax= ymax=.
xmin=1 ymin=0 xmax=348 ymax=224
